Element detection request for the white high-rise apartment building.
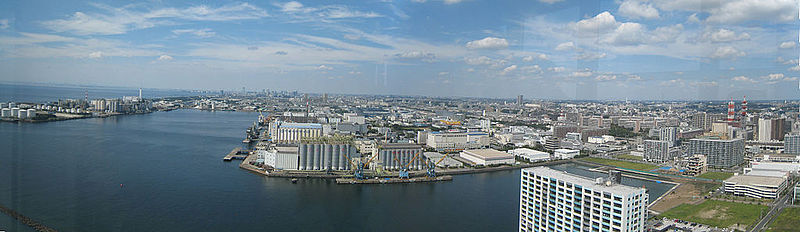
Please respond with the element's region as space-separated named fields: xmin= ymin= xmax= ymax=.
xmin=519 ymin=167 xmax=648 ymax=232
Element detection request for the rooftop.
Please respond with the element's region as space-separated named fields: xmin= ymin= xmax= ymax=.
xmin=462 ymin=149 xmax=513 ymax=159
xmin=380 ymin=143 xmax=423 ymax=149
xmin=524 ymin=167 xmax=645 ymax=196
xmin=724 ymin=175 xmax=786 ymax=187
xmin=280 ymin=122 xmax=322 ymax=129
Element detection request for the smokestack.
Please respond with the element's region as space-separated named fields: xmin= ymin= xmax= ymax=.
xmin=727 ymin=98 xmax=735 ymax=122
xmin=139 ymin=88 xmax=142 ymax=100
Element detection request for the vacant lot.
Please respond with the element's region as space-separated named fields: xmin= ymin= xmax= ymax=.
xmin=697 ymin=171 xmax=734 ymax=180
xmin=580 ymin=157 xmax=658 ymax=171
xmin=661 ymin=200 xmax=767 ymax=230
xmin=651 ymin=181 xmax=721 ymax=213
xmin=766 ymin=208 xmax=800 ymax=232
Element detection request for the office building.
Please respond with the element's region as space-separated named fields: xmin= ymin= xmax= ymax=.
xmin=643 ymin=140 xmax=671 ymax=162
xmin=688 ymin=138 xmax=745 ymax=168
xmin=544 ymin=137 xmax=560 ymax=151
xmin=460 ymin=149 xmax=515 ymax=166
xmin=519 ymin=167 xmax=648 ymax=232
xmin=378 ymin=143 xmax=424 ymax=170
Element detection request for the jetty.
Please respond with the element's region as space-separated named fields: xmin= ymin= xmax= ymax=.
xmin=335 ymin=175 xmax=453 ymax=184
xmin=0 ymin=203 xmax=58 ymax=232
xmin=222 ymin=147 xmax=248 ymax=161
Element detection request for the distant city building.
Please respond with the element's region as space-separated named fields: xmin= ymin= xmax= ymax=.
xmin=517 ymin=95 xmax=523 ymax=105
xmin=519 ymin=167 xmax=648 ymax=232
xmin=758 ymin=118 xmax=786 ymax=141
xmin=688 ymin=138 xmax=745 ymax=168
xmin=544 ymin=137 xmax=560 ymax=151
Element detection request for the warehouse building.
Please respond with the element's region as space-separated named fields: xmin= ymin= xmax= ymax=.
xmin=460 ymin=149 xmax=514 ymax=166
xmin=269 ymin=121 xmax=323 ymax=144
xmin=553 ymin=149 xmax=579 ymax=160
xmin=508 ymin=148 xmax=550 ymax=163
xmin=260 ymin=146 xmax=300 ymax=170
xmin=426 ymin=131 xmax=490 ymax=152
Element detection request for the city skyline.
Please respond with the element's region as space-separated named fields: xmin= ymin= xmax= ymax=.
xmin=1 ymin=0 xmax=799 ymax=100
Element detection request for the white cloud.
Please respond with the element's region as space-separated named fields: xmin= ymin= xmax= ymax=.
xmin=653 ymin=0 xmax=797 ymax=24
xmin=733 ymin=75 xmax=756 ymax=83
xmin=0 ymin=19 xmax=9 ymax=29
xmin=595 ymin=74 xmax=617 ymax=81
xmin=538 ymin=0 xmax=564 ymax=3
xmin=277 ymin=2 xmax=381 ymax=19
xmin=618 ymin=0 xmax=660 ymax=19
xmin=157 ymin=55 xmax=173 ymax=61
xmin=577 ymin=52 xmax=607 ymax=60
xmin=466 ymin=37 xmax=509 ymax=49
xmin=548 ymin=66 xmax=565 ymax=72
xmin=570 ymin=70 xmax=593 ymax=78
xmin=522 ymin=56 xmax=534 ymax=62
xmin=627 ymin=75 xmax=642 ymax=81
xmin=762 ymin=73 xmax=784 ymax=80
xmin=789 ymin=66 xmax=800 ymax=71
xmin=88 ymin=51 xmax=103 ymax=59
xmin=444 ymin=0 xmax=463 ymax=4
xmin=702 ymin=28 xmax=750 ymax=42
xmin=172 ymin=28 xmax=216 ymax=38
xmin=395 ymin=51 xmax=436 ymax=62
xmin=500 ymin=65 xmax=518 ymax=75
xmin=520 ymin=65 xmax=541 ymax=73
xmin=0 ymin=33 xmax=160 ymax=59
xmin=570 ymin=11 xmax=619 ymax=35
xmin=279 ymin=1 xmax=309 ymax=13
xmin=41 ymin=3 xmax=269 ymax=35
xmin=687 ymin=13 xmax=701 ymax=24
xmin=316 ymin=64 xmax=333 ymax=70
xmin=438 ymin=71 xmax=449 ymax=76
xmin=555 ymin=41 xmax=576 ymax=51
xmin=780 ymin=41 xmax=796 ymax=49
xmin=710 ymin=46 xmax=745 ymax=59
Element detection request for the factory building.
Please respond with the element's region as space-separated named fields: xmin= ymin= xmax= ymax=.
xmin=297 ymin=136 xmax=358 ymax=170
xmin=269 ymin=121 xmax=324 ymax=144
xmin=460 ymin=149 xmax=514 ymax=166
xmin=377 ymin=143 xmax=424 ymax=170
xmin=519 ymin=167 xmax=648 ymax=232
xmin=688 ymin=138 xmax=745 ymax=168
xmin=425 ymin=131 xmax=489 ymax=152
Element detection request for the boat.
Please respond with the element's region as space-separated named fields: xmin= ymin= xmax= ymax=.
xmin=291 ymin=178 xmax=298 ymax=184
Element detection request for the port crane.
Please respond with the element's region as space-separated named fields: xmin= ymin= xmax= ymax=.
xmin=393 ymin=152 xmax=422 ymax=179
xmin=423 ymin=155 xmax=448 ymax=177
xmin=341 ymin=151 xmax=380 ymax=180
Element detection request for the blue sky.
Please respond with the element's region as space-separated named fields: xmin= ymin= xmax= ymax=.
xmin=0 ymin=0 xmax=798 ymax=100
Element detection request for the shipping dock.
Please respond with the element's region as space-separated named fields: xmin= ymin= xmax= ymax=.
xmin=335 ymin=175 xmax=453 ymax=184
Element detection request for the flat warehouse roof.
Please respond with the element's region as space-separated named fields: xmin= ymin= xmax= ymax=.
xmin=462 ymin=149 xmax=513 ymax=160
xmin=724 ymin=175 xmax=786 ymax=187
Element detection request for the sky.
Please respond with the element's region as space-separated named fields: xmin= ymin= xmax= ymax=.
xmin=0 ymin=0 xmax=798 ymax=100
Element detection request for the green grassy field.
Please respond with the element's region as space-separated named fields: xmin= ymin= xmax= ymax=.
xmin=579 ymin=157 xmax=659 ymax=171
xmin=660 ymin=200 xmax=768 ymax=229
xmin=613 ymin=154 xmax=643 ymax=161
xmin=766 ymin=208 xmax=800 ymax=232
xmin=697 ymin=171 xmax=734 ymax=180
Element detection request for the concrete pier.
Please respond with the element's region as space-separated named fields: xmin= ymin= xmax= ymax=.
xmin=223 ymin=147 xmax=248 ymax=161
xmin=335 ymin=175 xmax=453 ymax=184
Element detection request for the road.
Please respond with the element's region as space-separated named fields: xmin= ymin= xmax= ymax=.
xmin=749 ymin=182 xmax=794 ymax=232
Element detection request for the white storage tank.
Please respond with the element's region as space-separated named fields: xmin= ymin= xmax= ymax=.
xmin=11 ymin=108 xmax=20 ymax=118
xmin=0 ymin=103 xmax=6 ymax=109
xmin=1 ymin=108 xmax=10 ymax=117
xmin=27 ymin=109 xmax=36 ymax=118
xmin=8 ymin=102 xmax=15 ymax=108
xmin=17 ymin=109 xmax=27 ymax=119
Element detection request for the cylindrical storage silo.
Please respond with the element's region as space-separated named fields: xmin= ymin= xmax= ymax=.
xmin=298 ymin=144 xmax=307 ymax=170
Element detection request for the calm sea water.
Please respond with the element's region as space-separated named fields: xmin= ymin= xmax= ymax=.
xmin=0 ymin=85 xmax=674 ymax=232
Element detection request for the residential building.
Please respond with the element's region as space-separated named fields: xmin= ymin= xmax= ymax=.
xmin=688 ymin=138 xmax=745 ymax=168
xmin=685 ymin=154 xmax=707 ymax=176
xmin=759 ymin=118 xmax=786 ymax=141
xmin=784 ymin=133 xmax=800 ymax=154
xmin=644 ymin=140 xmax=671 ymax=162
xmin=658 ymin=127 xmax=677 ymax=146
xmin=519 ymin=167 xmax=648 ymax=232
